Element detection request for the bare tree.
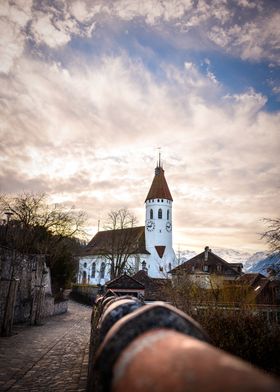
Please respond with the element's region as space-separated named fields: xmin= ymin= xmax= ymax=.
xmin=100 ymin=208 xmax=140 ymax=279
xmin=260 ymin=218 xmax=280 ymax=278
xmin=0 ymin=193 xmax=86 ymax=242
xmin=0 ymin=193 xmax=86 ymax=335
xmin=261 ymin=218 xmax=280 ymax=254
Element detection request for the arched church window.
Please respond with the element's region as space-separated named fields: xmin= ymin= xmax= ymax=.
xmin=91 ymin=262 xmax=96 ymax=278
xmin=150 ymin=209 xmax=153 ymax=219
xmin=167 ymin=209 xmax=170 ymax=220
xmin=83 ymin=262 xmax=87 ymax=268
xmin=158 ymin=208 xmax=162 ymax=219
xmin=100 ymin=262 xmax=105 ymax=279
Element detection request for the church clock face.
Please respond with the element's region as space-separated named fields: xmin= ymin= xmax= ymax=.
xmin=166 ymin=221 xmax=172 ymax=232
xmin=146 ymin=220 xmax=155 ymax=231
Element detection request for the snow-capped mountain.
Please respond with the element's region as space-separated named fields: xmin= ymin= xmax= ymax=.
xmin=211 ymin=247 xmax=252 ymax=265
xmin=177 ymin=250 xmax=197 ymax=264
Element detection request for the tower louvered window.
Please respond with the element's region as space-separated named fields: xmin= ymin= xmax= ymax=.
xmin=158 ymin=208 xmax=162 ymax=219
xmin=167 ymin=209 xmax=170 ymax=220
xmin=150 ymin=209 xmax=153 ymax=219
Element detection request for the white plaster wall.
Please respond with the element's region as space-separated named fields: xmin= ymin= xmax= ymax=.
xmin=78 ymin=254 xmax=145 ymax=284
xmin=146 ymin=247 xmax=176 ymax=278
xmin=78 ymin=256 xmax=110 ymax=285
xmin=145 ymin=198 xmax=176 ymax=277
xmin=145 ymin=199 xmax=173 ymax=249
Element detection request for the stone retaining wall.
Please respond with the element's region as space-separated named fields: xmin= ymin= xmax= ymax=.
xmin=0 ymin=247 xmax=68 ymax=328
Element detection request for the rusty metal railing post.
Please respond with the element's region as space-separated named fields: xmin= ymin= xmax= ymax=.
xmin=88 ymin=297 xmax=279 ymax=392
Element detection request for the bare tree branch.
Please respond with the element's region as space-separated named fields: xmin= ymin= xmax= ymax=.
xmin=101 ymin=208 xmax=139 ymax=279
xmin=261 ymin=218 xmax=280 ymax=253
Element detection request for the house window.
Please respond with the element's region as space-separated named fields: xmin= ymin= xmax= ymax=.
xmin=150 ymin=209 xmax=153 ymax=219
xmin=203 ymin=265 xmax=209 ymax=272
xmin=167 ymin=209 xmax=170 ymax=220
xmin=91 ymin=262 xmax=96 ymax=278
xmin=217 ymin=264 xmax=221 ymax=272
xmin=158 ymin=208 xmax=162 ymax=219
xmin=191 ymin=265 xmax=195 ymax=272
xmin=159 ymin=266 xmax=163 ymax=272
xmin=83 ymin=262 xmax=87 ymax=268
xmin=100 ymin=262 xmax=105 ymax=279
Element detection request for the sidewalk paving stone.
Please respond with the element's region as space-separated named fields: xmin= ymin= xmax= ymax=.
xmin=0 ymin=301 xmax=92 ymax=392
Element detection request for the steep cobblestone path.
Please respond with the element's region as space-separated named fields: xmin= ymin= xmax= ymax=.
xmin=0 ymin=301 xmax=92 ymax=392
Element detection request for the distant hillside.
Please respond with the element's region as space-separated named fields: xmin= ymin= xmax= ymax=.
xmin=243 ymin=251 xmax=270 ymax=270
xmin=248 ymin=252 xmax=280 ymax=276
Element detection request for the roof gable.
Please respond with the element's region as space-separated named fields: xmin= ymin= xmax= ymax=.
xmin=106 ymin=274 xmax=144 ymax=290
xmin=132 ymin=271 xmax=171 ymax=300
xmin=170 ymin=249 xmax=241 ymax=276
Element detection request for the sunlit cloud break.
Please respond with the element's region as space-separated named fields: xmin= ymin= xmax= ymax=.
xmin=0 ymin=0 xmax=279 ymax=252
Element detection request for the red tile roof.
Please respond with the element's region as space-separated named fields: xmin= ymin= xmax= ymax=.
xmin=237 ymin=273 xmax=265 ymax=287
xmin=133 ymin=270 xmax=171 ymax=301
xmin=145 ymin=166 xmax=173 ymax=202
xmin=80 ymin=226 xmax=150 ymax=256
xmin=106 ymin=274 xmax=144 ymax=290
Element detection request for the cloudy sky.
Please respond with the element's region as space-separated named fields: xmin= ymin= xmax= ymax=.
xmin=0 ymin=0 xmax=279 ymax=252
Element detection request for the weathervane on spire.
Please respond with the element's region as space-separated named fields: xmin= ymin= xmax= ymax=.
xmin=157 ymin=147 xmax=162 ymax=168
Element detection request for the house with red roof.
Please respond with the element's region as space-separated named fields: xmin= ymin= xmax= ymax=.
xmin=169 ymin=246 xmax=243 ymax=288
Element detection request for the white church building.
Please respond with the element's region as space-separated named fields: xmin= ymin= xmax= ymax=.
xmin=77 ymin=159 xmax=176 ymax=285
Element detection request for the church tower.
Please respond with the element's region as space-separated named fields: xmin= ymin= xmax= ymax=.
xmin=145 ymin=157 xmax=176 ymax=277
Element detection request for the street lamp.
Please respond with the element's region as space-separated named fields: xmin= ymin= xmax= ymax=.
xmin=4 ymin=211 xmax=13 ymax=224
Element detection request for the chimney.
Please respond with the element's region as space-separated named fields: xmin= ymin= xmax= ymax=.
xmin=204 ymin=246 xmax=209 ymax=262
xmin=142 ymin=260 xmax=148 ymax=275
xmin=267 ymin=267 xmax=276 ymax=280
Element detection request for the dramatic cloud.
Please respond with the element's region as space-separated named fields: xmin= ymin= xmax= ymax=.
xmin=0 ymin=0 xmax=279 ymax=252
xmin=1 ymin=0 xmax=279 ymax=75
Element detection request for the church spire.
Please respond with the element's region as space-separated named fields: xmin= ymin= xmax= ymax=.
xmin=145 ymin=155 xmax=173 ymax=202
